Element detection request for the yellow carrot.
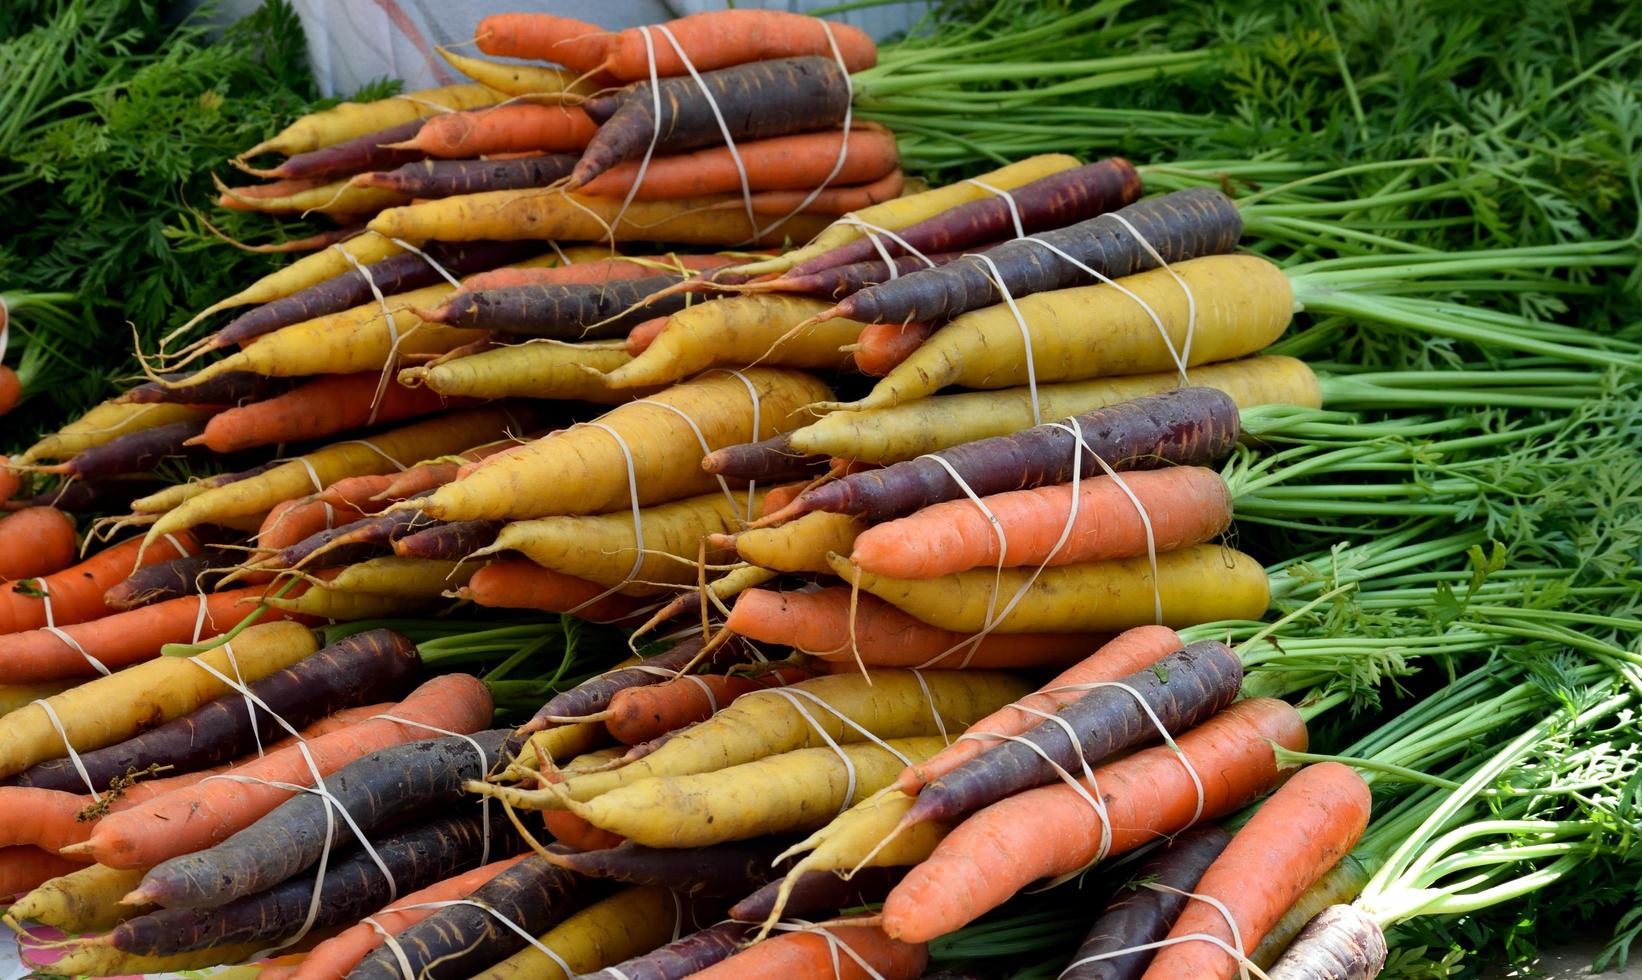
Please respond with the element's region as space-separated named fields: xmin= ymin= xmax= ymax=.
xmin=20 ymin=402 xmax=209 ymax=464
xmin=241 ymin=83 xmax=505 ymax=158
xmin=400 ymin=340 xmax=652 ymax=403
xmin=9 ymin=864 xmax=149 ymax=933
xmin=436 ymin=48 xmax=600 ymax=98
xmin=468 ymin=885 xmax=681 ymax=980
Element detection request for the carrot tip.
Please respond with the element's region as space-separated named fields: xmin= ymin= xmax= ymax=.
xmin=57 ymin=841 xmax=94 ymax=858
xmin=118 ymin=888 xmax=157 ymax=907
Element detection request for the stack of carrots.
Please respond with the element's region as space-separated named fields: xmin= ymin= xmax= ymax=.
xmin=4 ymin=5 xmax=1641 ymax=979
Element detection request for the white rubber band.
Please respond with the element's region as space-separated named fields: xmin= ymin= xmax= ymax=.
xmin=833 ymin=217 xmax=938 ymax=270
xmin=384 ymin=899 xmax=575 ymax=977
xmin=1059 ymin=887 xmax=1266 ymax=980
xmin=971 ymin=251 xmax=1042 ymax=421
xmin=337 ymin=438 xmax=410 ymax=472
xmin=909 ymin=454 xmax=1008 ymax=668
xmin=32 ymin=698 xmax=103 ymax=798
xmin=360 ymin=916 xmax=418 ymax=980
xmin=1100 ymin=212 xmax=1198 ymax=372
xmin=388 ymin=238 xmax=463 ymax=289
xmin=749 ymin=687 xmax=917 ymax=814
xmin=755 ymin=22 xmax=855 ymax=240
xmin=1048 ymin=423 xmax=1163 ymax=624
xmin=653 ymin=25 xmax=756 ymax=239
xmin=295 ymin=457 xmax=326 ymax=494
xmin=727 ymin=369 xmax=762 ymax=519
xmin=1041 ymin=678 xmax=1206 ymax=827
xmin=369 ymin=713 xmax=494 ymax=866
xmin=967 ymin=178 xmax=1026 ymax=238
xmin=608 ymin=27 xmax=666 ymax=242
xmin=563 ymin=422 xmax=646 ymax=616
xmin=911 ymin=669 xmax=950 ymax=746
xmin=769 ymin=920 xmax=889 ymax=980
xmin=333 ymin=244 xmax=401 ymax=425
xmin=682 ymin=674 xmax=719 ymax=715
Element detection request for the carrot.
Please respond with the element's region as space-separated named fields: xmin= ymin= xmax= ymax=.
xmin=1064 ymin=825 xmax=1233 ymax=980
xmin=316 ymin=555 xmax=479 ymax=598
xmin=22 ymin=940 xmax=262 ymax=977
xmin=701 ymin=438 xmax=832 ymax=483
xmin=834 ymin=544 xmax=1270 ymax=634
xmin=603 ymin=666 xmax=812 ymax=745
xmin=9 ymin=629 xmax=417 ymax=793
xmin=518 ymin=635 xmax=715 ymax=732
xmin=544 ymin=670 xmax=1031 ymax=804
xmin=625 ymin=316 xmax=669 ymax=355
xmin=216 ymin=175 xmax=408 ymax=217
xmin=286 ymin=858 xmax=527 ymax=980
xmin=460 ymin=253 xmax=733 ymax=292
xmin=0 ymin=507 xmax=76 ymax=580
xmin=908 ymin=641 xmax=1243 ymax=825
xmin=731 ymin=866 xmax=905 ymax=925
xmin=70 ymin=673 xmax=491 ymax=869
xmin=132 ymin=729 xmax=510 ymax=908
xmin=759 ymin=388 xmax=1241 ymax=527
xmin=458 ymin=560 xmax=654 ymax=623
xmin=0 ymin=365 xmax=21 ymax=417
xmin=257 ymin=576 xmax=423 ymax=621
xmin=600 ymin=294 xmax=864 ymax=389
xmin=855 ymin=466 xmax=1234 ymax=579
xmin=204 ymin=241 xmax=540 ymax=353
xmin=792 ymin=355 xmax=1324 ymax=465
xmin=145 ymin=406 xmax=526 ymax=545
xmin=1249 ymin=857 xmax=1373 ymax=971
xmin=19 ymin=400 xmax=210 ymax=464
xmin=542 ymin=837 xmax=787 ymax=896
xmin=526 ymin=736 xmax=947 ymax=847
xmin=0 ymin=455 xmax=20 ymax=501
xmin=579 ymin=128 xmax=899 ymax=201
xmin=0 ymin=621 xmax=317 ymax=775
xmin=899 ymin=625 xmax=1182 ymax=794
xmin=0 ymin=787 xmax=124 ymax=853
xmin=356 ymin=154 xmax=578 ymax=199
xmin=825 ymin=186 xmax=1243 ymax=330
xmin=723 ymin=512 xmax=863 ymax=574
xmin=419 ymin=369 xmax=830 ymax=521
xmin=1 ymin=846 xmax=89 ymax=900
xmin=615 ymin=11 xmax=877 ymax=79
xmin=725 ymin=587 xmax=1104 ymax=670
xmin=1143 ymin=763 xmax=1372 ymax=980
xmin=583 ymin=921 xmax=754 ymax=980
xmin=474 ymin=13 xmax=608 ymax=73
xmin=834 ymin=254 xmax=1293 ymax=412
xmin=367 ymin=187 xmax=834 ymax=247
xmin=854 ymin=321 xmax=934 ymax=376
xmin=693 ymin=926 xmax=925 ymax=980
xmin=347 ymin=855 xmax=584 ymax=980
xmin=481 ymin=489 xmax=761 ymax=596
xmin=437 ymin=47 xmax=599 ymax=98
xmin=31 ymin=419 xmax=208 ymax=479
xmin=107 ymin=812 xmax=515 ymax=956
xmin=8 ymin=863 xmax=150 ymax=933
xmin=881 ymin=698 xmax=1308 ymax=942
xmin=471 ymin=885 xmax=692 ymax=980
xmin=401 ymin=340 xmax=655 ymax=403
xmin=0 ymin=680 xmax=76 ymax=717
xmin=421 ymin=274 xmax=701 ymax=339
xmin=15 ymin=478 xmax=170 ymax=515
xmin=697 ymin=168 xmax=908 ymax=216
xmin=118 ymin=370 xmax=296 ymax=405
xmin=569 ymin=58 xmax=851 ymax=188
xmin=190 ymin=373 xmax=474 ymax=453
xmin=239 ymin=83 xmax=506 ymax=159
xmin=236 ymin=118 xmax=425 ymax=181
xmin=393 ymin=518 xmax=503 ymax=561
xmin=391 ymin=104 xmax=597 ymax=158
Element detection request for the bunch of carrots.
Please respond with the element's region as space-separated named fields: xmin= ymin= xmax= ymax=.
xmin=3 ymin=4 xmax=1641 ymax=979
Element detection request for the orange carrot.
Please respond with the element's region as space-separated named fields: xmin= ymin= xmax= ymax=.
xmin=291 ymin=856 xmax=530 ymax=980
xmin=257 ymin=498 xmax=323 ymax=552
xmin=0 ymin=532 xmax=197 ymax=635
xmin=1143 ymin=763 xmax=1371 ymax=980
xmin=854 ymin=322 xmax=933 ymax=376
xmin=0 ymin=455 xmax=21 ymax=501
xmin=881 ymin=698 xmax=1308 ymax=943
xmin=759 ymin=482 xmax=808 ymax=518
xmin=0 ymin=507 xmax=77 ymax=580
xmin=625 ymin=316 xmax=671 ymax=356
xmin=603 ymin=667 xmax=813 ymax=745
xmin=543 ymin=809 xmax=627 ymax=851
xmin=725 ymin=587 xmax=1104 ymax=669
xmin=253 ymin=472 xmax=403 ymax=554
xmin=0 ymin=764 xmax=236 ymax=854
xmin=0 ymin=585 xmax=307 ymax=683
xmin=894 ymin=626 xmax=1183 ymax=795
xmin=0 ymin=366 xmax=22 ymax=418
xmin=392 ymin=104 xmax=597 ymax=158
xmin=0 ymin=846 xmax=88 ymax=899
xmin=853 ymin=468 xmax=1234 ymax=579
xmin=579 ymin=129 xmax=899 ymax=201
xmin=191 ymin=373 xmax=474 ymax=453
xmin=712 ymin=170 xmax=905 ymax=216
xmin=459 ymin=254 xmax=734 ymax=292
xmin=71 ymin=673 xmax=492 ymax=868
xmin=693 ymin=925 xmax=925 ymax=980
xmin=593 ymin=11 xmax=877 ymax=80
xmin=474 ymin=13 xmax=609 ymax=74
xmin=460 ymin=559 xmax=653 ymax=624
xmin=214 ymin=176 xmax=331 ymax=210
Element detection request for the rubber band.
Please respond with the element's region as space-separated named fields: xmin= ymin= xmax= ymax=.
xmin=382 ymin=899 xmax=575 ymax=977
xmin=909 ymin=453 xmax=1008 ymax=669
xmin=387 ymin=237 xmax=463 ymax=289
xmin=749 ymin=687 xmax=917 ymax=814
xmin=369 ymin=712 xmax=494 ymax=866
xmin=0 ymin=294 xmax=9 ymax=365
xmin=337 ymin=438 xmax=410 ymax=472
xmin=162 ymin=532 xmax=191 ymax=557
xmin=770 ymin=920 xmax=888 ymax=980
xmin=294 ymin=457 xmax=326 ymax=494
xmin=332 ymin=244 xmax=402 ymax=425
xmin=1041 ymin=679 xmax=1206 ymax=827
xmin=971 ymin=251 xmax=1042 ymax=421
xmin=562 ymin=422 xmax=646 ymax=616
xmin=31 ymin=699 xmax=103 ymax=798
xmin=727 ymin=369 xmax=762 ymax=520
xmin=1050 ymin=423 xmax=1163 ymax=623
xmin=546 ymin=239 xmax=571 ymax=266
xmin=360 ymin=917 xmax=418 ymax=980
xmin=35 ymin=578 xmax=112 ymax=676
xmin=910 ymin=669 xmax=950 ymax=746
xmin=967 ymin=178 xmax=1025 ymax=239
xmin=632 ymin=400 xmax=741 ymax=515
xmin=833 ymin=217 xmax=938 ymax=271
xmin=682 ymin=674 xmax=719 ymax=714
xmin=653 ymin=25 xmax=756 ymax=239
xmin=755 ymin=21 xmax=855 ymax=240
xmin=1100 ymin=212 xmax=1198 ymax=371
xmin=959 ymin=723 xmax=1111 ymax=861
xmin=607 ymin=27 xmax=666 ymax=243
xmin=1058 ymin=886 xmax=1266 ymax=980
xmin=321 ymin=500 xmax=337 ymax=532
xmin=670 ymin=888 xmax=685 ymax=941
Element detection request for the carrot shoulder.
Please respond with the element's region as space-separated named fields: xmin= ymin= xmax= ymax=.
xmin=691 ymin=925 xmax=924 ymax=980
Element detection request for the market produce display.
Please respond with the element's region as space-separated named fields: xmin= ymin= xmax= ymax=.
xmin=2 ymin=1 xmax=1639 ymax=978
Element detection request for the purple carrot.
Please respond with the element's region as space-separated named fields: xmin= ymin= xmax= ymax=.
xmin=423 ymin=274 xmax=692 ymax=339
xmin=242 ymin=118 xmax=427 ymax=181
xmin=580 ymin=921 xmax=755 ymax=980
xmin=6 ymin=629 xmax=418 ymax=792
xmin=823 ymin=186 xmax=1243 ymax=327
xmin=34 ymin=420 xmax=209 ymax=479
xmin=700 ymin=435 xmax=828 ymax=482
xmin=542 ymin=838 xmax=791 ymax=896
xmin=119 ymin=371 xmax=296 ymax=405
xmin=103 ymin=549 xmax=240 ymax=609
xmin=747 ymin=251 xmax=966 ymax=299
xmin=1266 ymin=904 xmax=1389 ymax=980
xmin=729 ymin=865 xmax=907 ymax=923
xmin=348 ymin=855 xmax=584 ymax=980
xmin=23 ymin=479 xmax=168 ymax=512
xmin=570 ymin=57 xmax=852 ymax=188
xmin=908 ymin=643 xmax=1242 ymax=828
xmin=272 ymin=507 xmax=438 ymax=570
xmin=134 ymin=729 xmax=513 ymax=908
xmin=518 ymin=635 xmax=711 ymax=734
xmin=755 ymin=387 xmax=1241 ymax=525
xmin=110 ymin=812 xmax=516 ymax=955
xmin=356 ymin=154 xmax=577 ymax=198
xmin=392 ymin=519 xmax=504 ymax=561
xmin=208 ymin=240 xmax=543 ymax=350
xmin=1063 ymin=825 xmax=1232 ymax=980
xmin=784 ymin=158 xmax=1142 ymax=283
